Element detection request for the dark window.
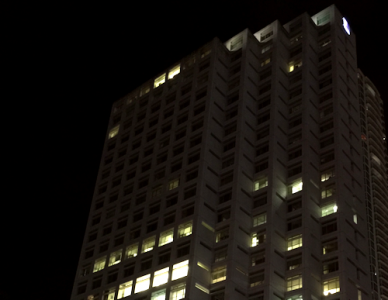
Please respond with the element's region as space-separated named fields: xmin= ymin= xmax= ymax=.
xmin=147 ymin=221 xmax=158 ymax=233
xmin=164 ymin=214 xmax=175 ymax=225
xmin=182 ymin=206 xmax=194 ymax=218
xmin=184 ymin=188 xmax=196 ymax=199
xmin=107 ymin=272 xmax=118 ymax=284
xmin=177 ymin=243 xmax=190 ymax=257
xmin=158 ymin=252 xmax=171 ymax=264
xmin=287 ymin=218 xmax=302 ymax=230
xmin=186 ymin=170 xmax=198 ymax=181
xmin=223 ymin=140 xmax=235 ymax=152
xmin=256 ymin=145 xmax=269 ymax=156
xmin=322 ymin=221 xmax=337 ymax=235
xmin=123 ymin=264 xmax=135 ymax=277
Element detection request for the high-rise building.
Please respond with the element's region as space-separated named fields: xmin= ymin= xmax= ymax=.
xmin=71 ymin=5 xmax=388 ymax=300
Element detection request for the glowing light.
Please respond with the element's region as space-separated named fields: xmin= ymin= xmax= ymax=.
xmin=342 ymin=18 xmax=350 ymax=35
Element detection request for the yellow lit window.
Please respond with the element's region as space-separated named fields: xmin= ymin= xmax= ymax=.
xmin=168 ymin=65 xmax=180 ymax=79
xmin=287 ymin=234 xmax=302 ymax=250
xmin=134 ymin=274 xmax=151 ymax=293
xmin=117 ymin=280 xmax=133 ymax=299
xmin=152 ymin=267 xmax=169 ymax=287
xmin=286 ymin=275 xmax=302 ymax=291
xmin=171 ymin=260 xmax=189 ymax=280
xmin=321 ymin=203 xmax=338 ymax=217
xmin=253 ymin=213 xmax=267 ymax=226
xmin=211 ymin=266 xmax=227 ymax=283
xmin=323 ymin=277 xmax=340 ymax=296
xmin=178 ymin=221 xmax=192 ymax=237
xmin=108 ymin=249 xmax=122 ymax=266
xmin=251 ymin=232 xmax=266 ymax=247
xmin=289 ymin=179 xmax=303 ymax=194
xmin=168 ymin=179 xmax=179 ymax=190
xmin=159 ymin=229 xmax=174 ymax=247
xmin=154 ymin=74 xmax=166 ymax=88
xmin=93 ymin=256 xmax=106 ymax=273
xmin=289 ymin=60 xmax=302 ymax=72
xmin=151 ymin=288 xmax=166 ymax=300
xmin=321 ymin=169 xmax=334 ymax=182
xmin=108 ymin=125 xmax=120 ymax=139
xmin=141 ymin=236 xmax=155 ymax=253
xmin=125 ymin=243 xmax=138 ymax=258
xmin=254 ymin=178 xmax=268 ymax=191
xmin=170 ymin=283 xmax=186 ymax=300
xmin=286 ymin=295 xmax=303 ymax=300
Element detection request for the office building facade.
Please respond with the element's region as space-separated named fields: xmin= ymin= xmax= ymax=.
xmin=71 ymin=5 xmax=388 ymax=300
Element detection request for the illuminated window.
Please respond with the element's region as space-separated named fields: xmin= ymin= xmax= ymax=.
xmin=321 ymin=203 xmax=338 ymax=217
xmin=170 ymin=283 xmax=186 ymax=300
xmin=93 ymin=256 xmax=106 ymax=273
xmin=169 ymin=179 xmax=180 ymax=190
xmin=154 ymin=74 xmax=166 ymax=88
xmin=251 ymin=232 xmax=266 ymax=247
xmin=159 ymin=229 xmax=174 ymax=247
xmin=288 ymin=179 xmax=303 ymax=194
xmin=286 ymin=275 xmax=302 ymax=291
xmin=153 ymin=267 xmax=169 ymax=287
xmin=253 ymin=213 xmax=267 ymax=226
xmin=168 ymin=65 xmax=180 ymax=80
xmin=134 ymin=274 xmax=151 ymax=293
xmin=289 ymin=60 xmax=302 ymax=72
xmin=108 ymin=249 xmax=122 ymax=266
xmin=151 ymin=288 xmax=166 ymax=300
xmin=108 ymin=125 xmax=120 ymax=139
xmin=172 ymin=260 xmax=189 ymax=280
xmin=254 ymin=178 xmax=268 ymax=191
xmin=323 ymin=277 xmax=340 ymax=296
xmin=103 ymin=288 xmax=116 ymax=300
xmin=286 ymin=295 xmax=303 ymax=300
xmin=321 ymin=169 xmax=334 ymax=182
xmin=178 ymin=221 xmax=192 ymax=237
xmin=141 ymin=236 xmax=156 ymax=253
xmin=125 ymin=243 xmax=138 ymax=258
xmin=211 ymin=266 xmax=227 ymax=283
xmin=321 ymin=185 xmax=335 ymax=199
xmin=117 ymin=281 xmax=133 ymax=299
xmin=353 ymin=214 xmax=358 ymax=224
xmin=287 ymin=234 xmax=302 ymax=250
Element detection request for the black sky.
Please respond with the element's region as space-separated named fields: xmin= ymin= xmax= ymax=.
xmin=8 ymin=1 xmax=387 ymax=300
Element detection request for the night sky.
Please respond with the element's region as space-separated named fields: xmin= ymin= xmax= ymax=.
xmin=8 ymin=1 xmax=387 ymax=300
